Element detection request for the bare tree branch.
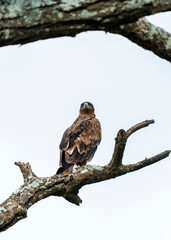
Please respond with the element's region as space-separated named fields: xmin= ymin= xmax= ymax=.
xmin=126 ymin=119 xmax=155 ymax=138
xmin=0 ymin=0 xmax=171 ymax=47
xmin=123 ymin=150 xmax=171 ymax=173
xmin=109 ymin=129 xmax=127 ymax=168
xmin=0 ymin=120 xmax=170 ymax=232
xmin=14 ymin=162 xmax=37 ymax=184
xmin=109 ymin=120 xmax=155 ymax=167
xmin=110 ymin=18 xmax=171 ymax=62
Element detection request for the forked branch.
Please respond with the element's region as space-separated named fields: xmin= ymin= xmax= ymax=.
xmin=0 ymin=120 xmax=170 ymax=232
xmin=109 ymin=119 xmax=155 ymax=168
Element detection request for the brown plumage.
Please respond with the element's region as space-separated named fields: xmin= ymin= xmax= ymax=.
xmin=56 ymin=102 xmax=101 ymax=176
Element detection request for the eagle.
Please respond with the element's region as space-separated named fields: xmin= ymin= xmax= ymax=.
xmin=57 ymin=102 xmax=101 ymax=176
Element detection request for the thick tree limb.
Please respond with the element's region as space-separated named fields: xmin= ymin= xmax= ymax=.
xmin=0 ymin=120 xmax=170 ymax=232
xmin=0 ymin=0 xmax=171 ymax=61
xmin=0 ymin=0 xmax=171 ymax=47
xmin=109 ymin=18 xmax=171 ymax=62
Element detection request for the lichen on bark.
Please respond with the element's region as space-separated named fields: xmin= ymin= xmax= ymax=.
xmin=0 ymin=120 xmax=170 ymax=232
xmin=0 ymin=0 xmax=170 ymax=62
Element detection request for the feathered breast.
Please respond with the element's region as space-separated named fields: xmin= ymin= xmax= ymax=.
xmin=59 ymin=116 xmax=101 ymax=165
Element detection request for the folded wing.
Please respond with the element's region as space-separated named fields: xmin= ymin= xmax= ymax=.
xmin=59 ymin=117 xmax=101 ymax=169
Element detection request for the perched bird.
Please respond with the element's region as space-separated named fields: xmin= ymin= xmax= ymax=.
xmin=57 ymin=102 xmax=101 ymax=176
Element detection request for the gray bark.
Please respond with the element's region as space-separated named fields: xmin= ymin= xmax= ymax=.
xmin=110 ymin=18 xmax=171 ymax=62
xmin=0 ymin=120 xmax=170 ymax=232
xmin=0 ymin=0 xmax=171 ymax=61
xmin=0 ymin=0 xmax=171 ymax=233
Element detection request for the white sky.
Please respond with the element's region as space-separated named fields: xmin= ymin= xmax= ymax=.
xmin=0 ymin=12 xmax=171 ymax=240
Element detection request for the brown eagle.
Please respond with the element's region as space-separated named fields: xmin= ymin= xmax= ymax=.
xmin=57 ymin=102 xmax=101 ymax=176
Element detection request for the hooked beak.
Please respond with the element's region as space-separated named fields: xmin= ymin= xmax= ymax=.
xmin=83 ymin=103 xmax=88 ymax=109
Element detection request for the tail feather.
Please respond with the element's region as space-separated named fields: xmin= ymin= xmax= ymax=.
xmin=57 ymin=150 xmax=74 ymax=176
xmin=56 ymin=164 xmax=74 ymax=176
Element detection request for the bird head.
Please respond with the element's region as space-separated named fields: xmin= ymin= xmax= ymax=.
xmin=80 ymin=102 xmax=95 ymax=115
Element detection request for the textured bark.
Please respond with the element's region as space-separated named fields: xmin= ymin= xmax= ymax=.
xmin=110 ymin=18 xmax=171 ymax=62
xmin=0 ymin=0 xmax=171 ymax=62
xmin=0 ymin=120 xmax=170 ymax=232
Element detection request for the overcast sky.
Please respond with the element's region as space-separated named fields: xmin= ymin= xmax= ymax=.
xmin=0 ymin=12 xmax=171 ymax=240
